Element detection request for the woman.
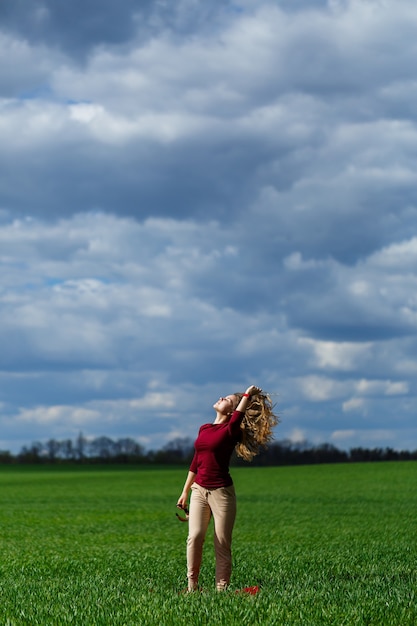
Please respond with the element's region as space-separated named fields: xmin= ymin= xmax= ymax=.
xmin=177 ymin=385 xmax=278 ymax=592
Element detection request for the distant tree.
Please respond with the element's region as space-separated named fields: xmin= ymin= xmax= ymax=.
xmin=88 ymin=436 xmax=115 ymax=459
xmin=18 ymin=441 xmax=44 ymax=463
xmin=163 ymin=438 xmax=194 ymax=458
xmin=60 ymin=438 xmax=75 ymax=460
xmin=0 ymin=450 xmax=13 ymax=464
xmin=312 ymin=443 xmax=349 ymax=464
xmin=152 ymin=437 xmax=195 ymax=464
xmin=8 ymin=431 xmax=417 ymax=467
xmin=115 ymin=438 xmax=145 ymax=460
xmin=75 ymin=432 xmax=87 ymax=461
xmin=46 ymin=439 xmax=60 ymax=462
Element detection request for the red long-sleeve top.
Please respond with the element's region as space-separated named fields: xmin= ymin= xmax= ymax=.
xmin=189 ymin=410 xmax=244 ymax=489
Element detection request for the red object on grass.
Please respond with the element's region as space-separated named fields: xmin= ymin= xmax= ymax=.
xmin=237 ymin=585 xmax=260 ymax=595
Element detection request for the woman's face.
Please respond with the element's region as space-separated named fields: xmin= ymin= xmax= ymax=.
xmin=213 ymin=395 xmax=237 ymax=414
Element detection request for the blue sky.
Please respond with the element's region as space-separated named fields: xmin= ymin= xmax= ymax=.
xmin=1 ymin=0 xmax=416 ymax=453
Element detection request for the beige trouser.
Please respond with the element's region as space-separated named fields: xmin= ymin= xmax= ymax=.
xmin=187 ymin=482 xmax=236 ymax=591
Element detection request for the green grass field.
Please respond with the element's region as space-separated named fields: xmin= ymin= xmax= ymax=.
xmin=0 ymin=462 xmax=415 ymax=625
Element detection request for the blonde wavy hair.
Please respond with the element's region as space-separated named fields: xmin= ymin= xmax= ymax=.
xmin=233 ymin=392 xmax=279 ymax=461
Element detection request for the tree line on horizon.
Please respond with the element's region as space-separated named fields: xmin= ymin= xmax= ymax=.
xmin=1 ymin=432 xmax=415 ymax=466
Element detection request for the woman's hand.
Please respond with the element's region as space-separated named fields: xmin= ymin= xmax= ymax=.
xmin=177 ymin=471 xmax=196 ymax=510
xmin=176 ymin=495 xmax=190 ymax=522
xmin=245 ymin=385 xmax=262 ymax=397
xmin=177 ymin=471 xmax=195 ymax=513
xmin=235 ymin=385 xmax=263 ymax=413
xmin=177 ymin=493 xmax=188 ymax=510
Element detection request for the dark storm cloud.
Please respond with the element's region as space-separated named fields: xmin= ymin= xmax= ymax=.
xmin=0 ymin=0 xmax=152 ymax=57
xmin=0 ymin=0 xmax=241 ymax=60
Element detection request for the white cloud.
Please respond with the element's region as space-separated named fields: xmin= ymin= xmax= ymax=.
xmin=298 ymin=375 xmax=347 ymax=402
xmin=287 ymin=427 xmax=307 ymax=445
xmin=129 ymin=393 xmax=175 ymax=410
xmin=342 ymin=397 xmax=365 ymax=413
xmin=16 ymin=405 xmax=100 ymax=426
xmin=368 ymin=236 xmax=417 ymax=270
xmin=356 ymin=378 xmax=409 ymax=397
xmin=385 ymin=381 xmax=409 ymax=396
xmin=331 ymin=428 xmax=414 ymax=451
xmin=299 ymin=338 xmax=372 ymax=371
xmin=283 ymin=252 xmax=328 ymax=271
